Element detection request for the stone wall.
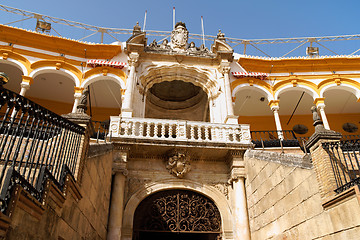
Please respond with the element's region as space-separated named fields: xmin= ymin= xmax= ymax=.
xmin=4 ymin=143 xmax=113 ymax=240
xmin=245 ymin=149 xmax=360 ymax=240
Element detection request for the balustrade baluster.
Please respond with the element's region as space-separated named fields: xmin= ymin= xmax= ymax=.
xmin=169 ymin=124 xmax=173 ymax=139
xmin=161 ymin=122 xmax=166 ymax=138
xmin=124 ymin=121 xmax=129 ymax=136
xmin=139 ymin=121 xmax=144 ymax=137
xmin=190 ymin=125 xmax=195 ymax=140
xmin=205 ymin=126 xmax=209 ymax=141
xmin=197 ymin=125 xmax=202 ymax=140
xmin=146 ymin=122 xmax=151 ymax=137
xmin=131 ymin=121 xmax=136 ymax=136
xmin=226 ymin=128 xmax=232 ymax=142
xmin=154 ymin=122 xmax=158 ymax=138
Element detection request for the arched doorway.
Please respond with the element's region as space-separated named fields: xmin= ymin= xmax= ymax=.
xmin=133 ymin=190 xmax=221 ymax=240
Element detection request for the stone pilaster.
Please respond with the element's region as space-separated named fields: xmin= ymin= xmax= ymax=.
xmin=107 ymin=146 xmax=129 ymax=240
xmin=228 ymin=150 xmax=251 ymax=240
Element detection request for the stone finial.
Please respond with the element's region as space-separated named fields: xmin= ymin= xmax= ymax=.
xmin=311 ymin=106 xmax=325 ymax=133
xmin=77 ymin=88 xmax=89 ymax=113
xmin=217 ymin=29 xmax=226 ymax=41
xmin=306 ymin=106 xmax=342 ymax=149
xmin=132 ymin=22 xmax=142 ymax=35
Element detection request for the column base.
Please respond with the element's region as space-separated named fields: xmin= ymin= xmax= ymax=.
xmin=225 ymin=115 xmax=239 ymax=124
xmin=121 ymin=109 xmax=133 ymax=118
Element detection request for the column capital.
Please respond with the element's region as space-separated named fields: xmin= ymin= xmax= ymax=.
xmin=128 ymin=52 xmax=140 ymax=67
xmin=219 ymin=60 xmax=231 ymax=75
xmin=268 ymin=99 xmax=279 ymax=107
xmin=313 ymin=97 xmax=325 ymax=106
xmin=227 ymin=150 xmax=246 ymax=184
xmin=268 ymin=100 xmax=280 ymax=111
xmin=74 ymin=87 xmax=84 ymax=94
xmin=21 ymin=75 xmax=33 ymax=84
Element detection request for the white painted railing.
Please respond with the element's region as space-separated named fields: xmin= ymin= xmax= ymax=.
xmin=109 ymin=117 xmax=251 ymax=145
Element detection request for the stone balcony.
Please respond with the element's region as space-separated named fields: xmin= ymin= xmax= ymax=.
xmin=109 ymin=116 xmax=252 ymax=149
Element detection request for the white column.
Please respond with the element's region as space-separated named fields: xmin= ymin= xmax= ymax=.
xmin=122 ymin=52 xmax=139 ymax=118
xmin=19 ymin=82 xmax=30 ymax=96
xmin=221 ymin=62 xmax=238 ymax=124
xmin=107 ymin=170 xmax=127 ymax=240
xmin=271 ymin=105 xmax=283 ymax=139
xmin=233 ymin=177 xmax=251 ymax=240
xmin=222 ymin=65 xmax=234 ymax=117
xmin=72 ymin=92 xmax=82 ymax=113
xmin=317 ymin=104 xmax=330 ymax=130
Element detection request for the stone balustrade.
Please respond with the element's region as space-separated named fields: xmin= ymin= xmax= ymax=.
xmin=109 ymin=117 xmax=251 ymax=145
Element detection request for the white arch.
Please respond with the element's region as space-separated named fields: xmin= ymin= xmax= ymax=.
xmin=275 ymin=84 xmax=319 ymax=100
xmin=320 ymin=83 xmax=360 ymax=99
xmin=0 ymin=59 xmax=28 ymax=76
xmin=81 ymin=73 xmax=125 ymax=89
xmin=232 ymin=83 xmax=274 ymax=101
xmin=122 ymin=179 xmax=234 ymax=240
xmin=29 ymin=67 xmax=80 ymax=87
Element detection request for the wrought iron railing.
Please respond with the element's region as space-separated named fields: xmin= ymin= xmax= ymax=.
xmin=90 ymin=120 xmax=110 ymax=142
xmin=250 ymin=130 xmax=301 ymax=148
xmin=323 ymin=141 xmax=360 ymax=194
xmin=109 ymin=116 xmax=251 ymax=145
xmin=0 ymin=87 xmax=85 ymax=214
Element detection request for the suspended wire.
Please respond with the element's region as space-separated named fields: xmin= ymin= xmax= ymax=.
xmin=286 ymin=91 xmax=305 ymax=125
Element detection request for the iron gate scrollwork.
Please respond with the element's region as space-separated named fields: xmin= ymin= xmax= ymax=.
xmin=134 ymin=190 xmax=221 ymax=233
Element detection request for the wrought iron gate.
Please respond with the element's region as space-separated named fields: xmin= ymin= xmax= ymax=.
xmin=133 ymin=190 xmax=221 ymax=238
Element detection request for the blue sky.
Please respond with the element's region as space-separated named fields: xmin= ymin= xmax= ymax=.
xmin=1 ymin=0 xmax=360 ymax=56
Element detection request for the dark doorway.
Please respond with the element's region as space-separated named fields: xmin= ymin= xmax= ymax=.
xmin=133 ymin=190 xmax=221 ymax=240
xmin=135 ymin=231 xmax=219 ymax=240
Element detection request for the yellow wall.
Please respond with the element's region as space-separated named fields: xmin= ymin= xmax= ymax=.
xmin=28 ymin=97 xmax=73 ymax=116
xmin=27 ymin=97 xmax=120 ymax=122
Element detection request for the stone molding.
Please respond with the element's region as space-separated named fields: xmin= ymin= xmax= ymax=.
xmin=244 ymin=149 xmax=313 ymax=169
xmin=87 ymin=143 xmax=113 ymax=158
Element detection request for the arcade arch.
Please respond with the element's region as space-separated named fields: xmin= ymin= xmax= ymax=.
xmin=323 ymin=88 xmax=360 ymax=135
xmin=26 ymin=71 xmax=75 ymax=115
xmin=278 ymin=89 xmax=314 ymax=136
xmin=81 ymin=76 xmax=123 ymax=122
xmin=0 ymin=61 xmax=23 ymax=93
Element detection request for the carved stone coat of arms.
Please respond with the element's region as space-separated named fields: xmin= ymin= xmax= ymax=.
xmin=170 ymin=22 xmax=189 ymax=51
xmin=166 ymin=150 xmax=191 ymax=178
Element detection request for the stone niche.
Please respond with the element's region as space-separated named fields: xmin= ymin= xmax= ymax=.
xmin=145 ymin=80 xmax=210 ymax=121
